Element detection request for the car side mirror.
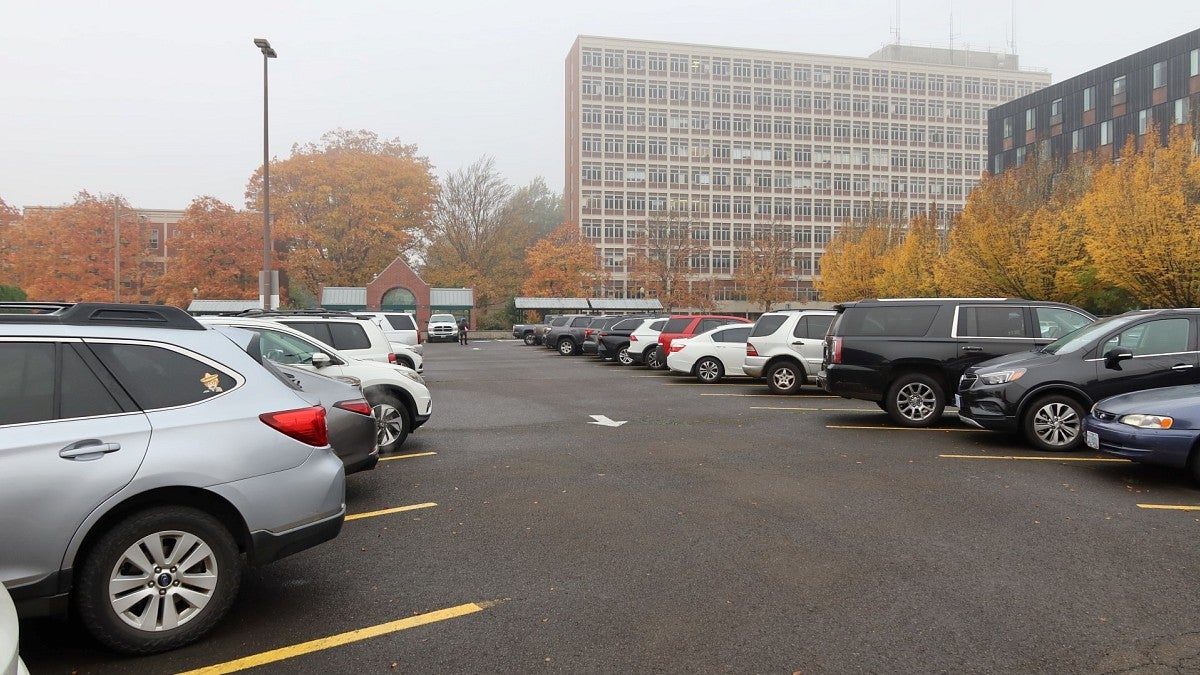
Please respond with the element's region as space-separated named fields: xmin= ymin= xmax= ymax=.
xmin=311 ymin=352 xmax=331 ymax=368
xmin=1103 ymin=347 xmax=1133 ymax=370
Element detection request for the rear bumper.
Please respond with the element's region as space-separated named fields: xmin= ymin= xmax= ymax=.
xmin=249 ymin=507 xmax=345 ymax=565
xmin=820 ymin=365 xmax=883 ymax=402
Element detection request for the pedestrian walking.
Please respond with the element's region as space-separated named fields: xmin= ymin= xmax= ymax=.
xmin=458 ymin=318 xmax=469 ymax=345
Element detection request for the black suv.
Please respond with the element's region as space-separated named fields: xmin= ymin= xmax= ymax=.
xmin=958 ymin=308 xmax=1200 ymax=451
xmin=819 ymin=298 xmax=1095 ymax=427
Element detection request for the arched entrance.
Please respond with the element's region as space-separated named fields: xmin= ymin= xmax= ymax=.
xmin=381 ymin=286 xmax=417 ymax=311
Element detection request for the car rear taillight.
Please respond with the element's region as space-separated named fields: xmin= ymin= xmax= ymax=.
xmin=670 ymin=343 xmax=687 ymax=353
xmin=830 ymin=337 xmax=843 ymax=364
xmin=630 ymin=334 xmax=638 ymax=341
xmin=746 ymin=343 xmax=758 ymax=357
xmin=417 ymin=331 xmax=422 ymax=344
xmin=388 ymin=353 xmax=397 ymax=364
xmin=260 ymin=405 xmax=328 ymax=447
xmin=334 ymin=398 xmax=373 ymax=417
xmin=585 ymin=329 xmax=594 ymax=338
xmin=599 ymin=331 xmax=609 ymax=337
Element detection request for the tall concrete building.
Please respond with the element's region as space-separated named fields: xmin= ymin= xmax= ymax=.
xmin=565 ymin=36 xmax=1050 ymax=310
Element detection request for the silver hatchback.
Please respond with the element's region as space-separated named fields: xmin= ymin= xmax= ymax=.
xmin=0 ymin=303 xmax=346 ymax=654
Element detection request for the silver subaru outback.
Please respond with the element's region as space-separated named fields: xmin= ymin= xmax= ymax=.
xmin=0 ymin=303 xmax=346 ymax=654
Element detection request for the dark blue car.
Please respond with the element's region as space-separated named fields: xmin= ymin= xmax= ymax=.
xmin=1085 ymin=384 xmax=1200 ymax=481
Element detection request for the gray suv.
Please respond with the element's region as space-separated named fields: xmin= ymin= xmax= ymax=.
xmin=0 ymin=303 xmax=346 ymax=654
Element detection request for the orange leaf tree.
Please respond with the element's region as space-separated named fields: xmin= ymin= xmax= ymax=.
xmin=246 ymin=129 xmax=438 ymax=300
xmin=523 ymin=222 xmax=605 ymax=297
xmin=875 ymin=210 xmax=944 ymax=298
xmin=626 ymin=210 xmax=706 ymax=312
xmin=157 ymin=197 xmax=265 ymax=307
xmin=1080 ymin=124 xmax=1200 ymax=307
xmin=815 ymin=219 xmax=897 ymax=302
xmin=3 ymin=192 xmax=145 ymax=302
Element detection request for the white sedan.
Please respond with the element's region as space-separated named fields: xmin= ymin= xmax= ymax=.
xmin=666 ymin=324 xmax=754 ymax=383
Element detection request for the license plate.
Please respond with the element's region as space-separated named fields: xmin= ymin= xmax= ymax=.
xmin=1085 ymin=430 xmax=1099 ymax=450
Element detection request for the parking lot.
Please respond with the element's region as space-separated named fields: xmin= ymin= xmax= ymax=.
xmin=20 ymin=339 xmax=1200 ymax=673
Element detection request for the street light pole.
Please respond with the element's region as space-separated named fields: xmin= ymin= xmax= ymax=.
xmin=253 ymin=38 xmax=278 ymax=309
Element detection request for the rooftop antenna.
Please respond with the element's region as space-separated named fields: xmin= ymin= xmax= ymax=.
xmin=1008 ymin=0 xmax=1017 ymax=54
xmin=890 ymin=0 xmax=902 ymax=43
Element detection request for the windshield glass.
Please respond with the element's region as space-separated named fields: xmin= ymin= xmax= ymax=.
xmin=430 ymin=314 xmax=455 ymax=322
xmin=1042 ymin=313 xmax=1141 ymax=355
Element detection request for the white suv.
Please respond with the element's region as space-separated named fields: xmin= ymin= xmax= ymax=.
xmin=626 ymin=317 xmax=668 ymax=367
xmin=744 ymin=309 xmax=836 ymax=394
xmin=200 ymin=316 xmax=432 ymax=452
xmin=356 ymin=312 xmax=422 ymax=354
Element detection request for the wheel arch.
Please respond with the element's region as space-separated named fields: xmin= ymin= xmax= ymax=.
xmin=363 ymin=383 xmax=418 ymax=421
xmin=885 ymin=361 xmax=949 ymax=394
xmin=1016 ymin=384 xmax=1092 ymax=423
xmin=69 ymin=487 xmax=251 ymax=577
xmin=764 ymin=355 xmax=805 ymax=378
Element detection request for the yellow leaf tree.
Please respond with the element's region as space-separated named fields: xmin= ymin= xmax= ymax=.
xmin=815 ymin=219 xmax=897 ymax=302
xmin=246 ymin=129 xmax=438 ymax=299
xmin=523 ymin=222 xmax=605 ymax=297
xmin=734 ymin=221 xmax=795 ymax=312
xmin=157 ymin=197 xmax=267 ymax=307
xmin=875 ymin=211 xmax=944 ymax=298
xmin=1081 ymin=124 xmax=1200 ymax=307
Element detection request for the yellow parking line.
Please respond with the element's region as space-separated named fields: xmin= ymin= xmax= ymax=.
xmin=1137 ymin=503 xmax=1200 ymax=511
xmin=701 ymin=393 xmax=839 ymax=398
xmin=939 ymin=454 xmax=1130 ymax=462
xmin=178 ymin=601 xmax=497 ymax=675
xmin=752 ymin=406 xmax=872 ymax=411
xmin=345 ymin=502 xmax=437 ymax=521
xmin=826 ymin=425 xmax=986 ymax=432
xmin=378 ymin=451 xmax=438 ymax=462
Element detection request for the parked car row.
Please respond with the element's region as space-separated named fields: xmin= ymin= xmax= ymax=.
xmin=524 ymin=299 xmax=1200 ymax=483
xmin=0 ymin=302 xmax=437 ymax=656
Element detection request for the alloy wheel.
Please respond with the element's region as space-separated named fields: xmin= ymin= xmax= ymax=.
xmin=107 ymin=530 xmax=218 ymax=632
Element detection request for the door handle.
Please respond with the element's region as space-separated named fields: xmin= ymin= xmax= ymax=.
xmin=791 ymin=340 xmax=804 ymax=346
xmin=961 ymin=346 xmax=983 ymax=353
xmin=1171 ymin=364 xmax=1196 ymax=371
xmin=60 ymin=440 xmax=122 ymax=459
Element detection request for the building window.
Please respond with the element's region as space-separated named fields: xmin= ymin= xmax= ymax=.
xmin=1176 ymin=98 xmax=1192 ymax=126
xmin=1050 ymin=98 xmax=1062 ymax=124
xmin=1071 ymin=129 xmax=1082 ymax=153
xmin=148 ymin=229 xmax=159 ymax=249
xmin=1153 ymin=61 xmax=1166 ymax=89
xmin=1100 ymin=120 xmax=1112 ymax=146
xmin=1139 ymin=109 xmax=1150 ymax=135
xmin=1112 ymin=75 xmax=1127 ymax=104
xmin=1192 ymin=49 xmax=1199 ymax=77
xmin=1015 ymin=146 xmax=1026 ymax=167
xmin=1025 ymin=107 xmax=1036 ymax=131
xmin=1083 ymin=86 xmax=1095 ymax=112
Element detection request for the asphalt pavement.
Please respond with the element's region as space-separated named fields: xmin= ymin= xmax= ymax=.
xmin=19 ymin=339 xmax=1200 ymax=673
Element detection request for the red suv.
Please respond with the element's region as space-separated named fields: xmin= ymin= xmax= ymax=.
xmin=645 ymin=314 xmax=751 ymax=370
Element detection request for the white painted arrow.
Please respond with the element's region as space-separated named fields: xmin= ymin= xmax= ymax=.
xmin=588 ymin=414 xmax=627 ymax=427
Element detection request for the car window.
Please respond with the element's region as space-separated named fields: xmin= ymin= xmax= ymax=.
xmin=715 ymin=326 xmax=752 ymax=343
xmin=613 ymin=318 xmax=641 ymax=331
xmin=571 ymin=317 xmax=592 ymax=327
xmin=697 ymin=318 xmax=730 ymax=333
xmin=328 ymin=323 xmax=372 ymax=350
xmin=385 ymin=314 xmax=417 ymax=330
xmin=0 ymin=342 xmax=55 ymax=425
xmin=61 ymin=343 xmax=123 ymax=419
xmin=89 ymin=343 xmax=236 ymax=410
xmin=551 ymin=317 xmax=570 ymax=327
xmin=1103 ymin=318 xmax=1190 ymax=356
xmin=649 ymin=319 xmax=667 ymax=331
xmin=1043 ymin=314 xmax=1140 ymax=355
xmin=252 ymin=328 xmax=326 ymax=365
xmin=842 ymin=306 xmax=938 ymax=337
xmin=752 ymin=315 xmax=787 ymax=338
xmin=430 ymin=314 xmax=455 ymax=322
xmin=1034 ymin=307 xmax=1092 ymax=339
xmin=283 ymin=321 xmax=334 ymax=346
xmin=959 ymin=306 xmax=1028 ymax=338
xmin=662 ymin=317 xmax=693 ymax=333
xmin=795 ymin=314 xmax=833 ymax=339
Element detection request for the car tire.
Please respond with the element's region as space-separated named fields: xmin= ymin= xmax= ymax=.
xmin=523 ymin=333 xmax=537 ymax=346
xmin=766 ymin=361 xmax=803 ymax=395
xmin=884 ymin=373 xmax=944 ymax=427
xmin=616 ymin=345 xmax=634 ymax=366
xmin=645 ymin=346 xmax=667 ymax=370
xmin=1023 ymin=394 xmax=1085 ymax=451
xmin=558 ymin=338 xmax=577 ymax=356
xmin=75 ymin=506 xmax=241 ymax=655
xmin=371 ymin=392 xmax=411 ymax=452
xmin=695 ymin=357 xmax=724 ymax=383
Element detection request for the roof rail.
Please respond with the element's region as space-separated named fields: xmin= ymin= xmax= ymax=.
xmin=0 ymin=302 xmax=205 ymax=330
xmin=225 ymin=307 xmax=366 ymax=319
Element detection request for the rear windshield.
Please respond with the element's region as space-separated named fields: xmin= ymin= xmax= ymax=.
xmin=613 ymin=318 xmax=642 ymax=331
xmin=839 ymin=305 xmax=939 ymax=337
xmin=751 ymin=315 xmax=788 ymax=337
xmin=662 ymin=317 xmax=693 ymax=333
xmin=385 ymin=314 xmax=416 ymax=330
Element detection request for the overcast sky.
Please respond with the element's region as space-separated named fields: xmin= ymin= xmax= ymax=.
xmin=2 ymin=1 xmax=1197 ymax=210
